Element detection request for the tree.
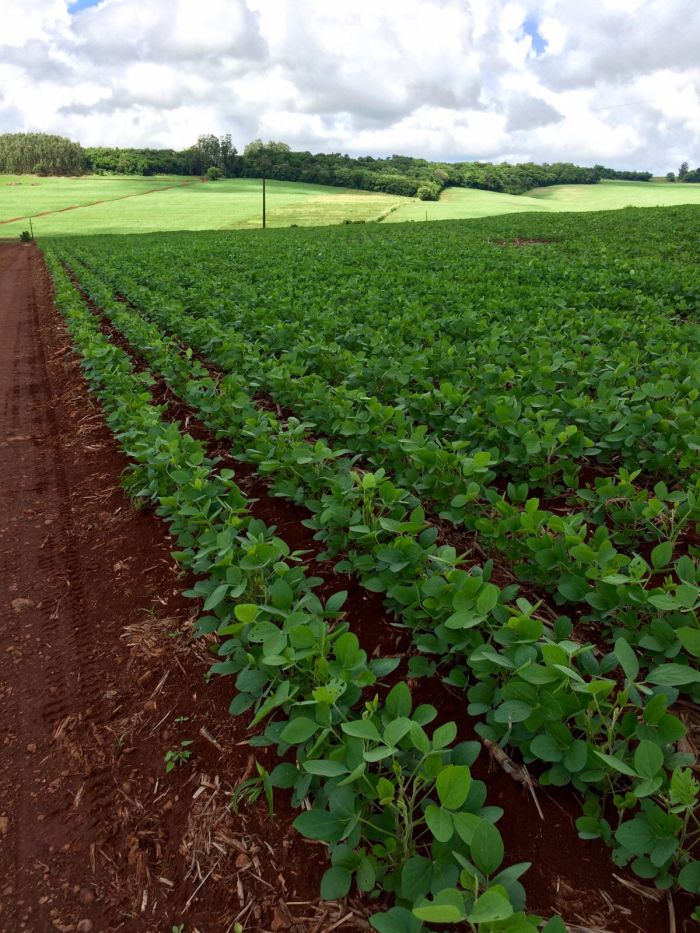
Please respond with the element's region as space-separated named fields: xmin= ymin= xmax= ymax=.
xmin=189 ymin=134 xmax=238 ymax=176
xmin=0 ymin=132 xmax=84 ymax=175
xmin=678 ymin=161 xmax=689 ymax=180
xmin=417 ymin=184 xmax=439 ymax=201
xmin=666 ymin=172 xmax=676 ymax=182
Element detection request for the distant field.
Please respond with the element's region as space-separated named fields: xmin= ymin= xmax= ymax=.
xmin=2 ymin=174 xmax=700 ymax=236
xmin=0 ymin=175 xmax=400 ymax=237
xmin=384 ymin=179 xmax=700 ymax=222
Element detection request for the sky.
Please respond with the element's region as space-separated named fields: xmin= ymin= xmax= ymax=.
xmin=1 ymin=0 xmax=699 ymax=172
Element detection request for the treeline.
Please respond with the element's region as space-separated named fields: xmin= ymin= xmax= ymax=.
xmin=239 ymin=141 xmax=606 ymax=197
xmin=0 ymin=131 xmax=662 ymax=198
xmin=84 ymin=134 xmax=238 ymax=177
xmin=667 ymin=162 xmax=700 ymax=183
xmin=593 ymin=165 xmax=654 ymax=182
xmin=0 ymin=132 xmax=84 ymax=175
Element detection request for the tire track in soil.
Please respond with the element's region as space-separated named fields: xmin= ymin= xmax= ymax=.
xmin=0 ymin=242 xmax=118 ymax=930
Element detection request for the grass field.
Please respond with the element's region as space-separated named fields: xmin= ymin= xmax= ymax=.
xmin=384 ymin=178 xmax=700 ymax=222
xmin=0 ymin=175 xmax=400 ymax=237
xmin=2 ymin=174 xmax=699 ymax=237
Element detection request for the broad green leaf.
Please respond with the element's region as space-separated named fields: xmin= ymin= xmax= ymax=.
xmin=651 ymin=541 xmax=673 ymax=569
xmin=470 ymin=819 xmax=505 ymax=876
xmin=467 ymin=887 xmax=513 ymax=924
xmin=341 ymin=719 xmax=381 ymax=741
xmin=593 ymin=750 xmax=638 ymax=777
xmin=678 ymin=860 xmax=700 ymax=894
xmin=369 ymin=907 xmax=421 ymax=933
xmin=646 ymin=664 xmax=700 ymax=686
xmin=293 ymin=809 xmax=346 ymax=842
xmin=614 ymin=637 xmax=639 ymax=681
xmin=436 ymin=765 xmax=471 ymax=810
xmin=425 ymin=804 xmax=453 ymax=842
xmin=302 ymin=759 xmax=348 ymax=777
xmin=320 ymin=866 xmax=352 ymax=900
xmin=281 ymin=717 xmax=319 ymax=744
xmin=203 ymin=583 xmax=228 ymax=611
xmin=615 ymin=818 xmax=653 ymax=854
xmin=633 ymin=741 xmax=664 ymax=780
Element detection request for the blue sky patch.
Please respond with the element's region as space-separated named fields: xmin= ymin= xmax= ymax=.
xmin=522 ymin=16 xmax=548 ymax=56
xmin=68 ymin=0 xmax=103 ymax=13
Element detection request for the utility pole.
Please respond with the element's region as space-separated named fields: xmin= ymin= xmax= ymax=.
xmin=260 ymin=155 xmax=270 ymax=229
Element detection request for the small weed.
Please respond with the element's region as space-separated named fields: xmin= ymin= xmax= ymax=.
xmin=164 ymin=740 xmax=193 ymax=772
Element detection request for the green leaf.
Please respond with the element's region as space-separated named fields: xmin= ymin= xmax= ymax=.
xmin=293 ymin=809 xmax=345 ymax=842
xmin=269 ymin=763 xmax=299 ymax=788
xmin=615 ymin=818 xmax=653 ymax=854
xmin=425 ymin=804 xmax=453 ymax=843
xmin=677 ymin=626 xmax=700 ymax=658
xmin=302 ymin=759 xmax=348 ymax=777
xmin=470 ymin=819 xmax=505 ymax=876
xmin=363 ymin=745 xmax=397 ymax=762
xmin=356 ymin=855 xmax=376 ymax=892
xmin=412 ymin=889 xmax=465 ymax=924
xmin=476 ymin=583 xmax=500 ymax=615
xmin=325 ymin=590 xmax=348 ymax=613
xmin=409 ymin=722 xmax=430 ymax=754
xmin=386 ymin=681 xmax=412 ymax=718
xmin=369 ymin=907 xmax=421 ymax=933
xmin=320 ymin=866 xmax=352 ymax=900
xmin=467 ymin=886 xmax=513 ymax=924
xmin=646 ymin=664 xmax=700 ymax=686
xmin=412 ymin=904 xmax=463 ymax=924
xmin=436 ymin=765 xmax=471 ymax=810
xmin=678 ymin=860 xmax=700 ymax=894
xmin=615 ymin=637 xmax=639 ymax=682
xmin=494 ymin=700 xmax=533 ymax=723
xmin=633 ymin=741 xmax=664 ymax=780
xmin=593 ymin=750 xmax=638 ymax=777
xmin=432 ymin=721 xmax=457 ymax=749
xmin=342 ymin=719 xmax=381 ymax=741
xmin=203 ymin=583 xmax=228 ymax=611
xmin=234 ymin=602 xmax=258 ymax=623
xmin=530 ymin=734 xmax=563 ymax=763
xmin=383 ymin=717 xmax=412 ymax=748
xmin=651 ymin=541 xmax=673 ymax=569
xmin=281 ymin=717 xmax=319 ymax=744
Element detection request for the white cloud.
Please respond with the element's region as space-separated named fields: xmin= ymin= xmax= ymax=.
xmin=0 ymin=0 xmax=698 ymax=170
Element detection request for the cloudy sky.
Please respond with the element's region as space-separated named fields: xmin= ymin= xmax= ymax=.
xmin=1 ymin=0 xmax=698 ymax=172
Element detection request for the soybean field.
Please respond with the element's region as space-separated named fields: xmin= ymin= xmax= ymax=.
xmin=15 ymin=205 xmax=700 ymax=930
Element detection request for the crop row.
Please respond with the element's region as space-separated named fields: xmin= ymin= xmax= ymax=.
xmin=47 ymin=245 xmax=700 ymax=900
xmin=61 ymin=209 xmax=700 ymax=488
xmin=58 ymin=248 xmax=700 ymax=687
xmin=47 ymin=253 xmax=577 ymax=932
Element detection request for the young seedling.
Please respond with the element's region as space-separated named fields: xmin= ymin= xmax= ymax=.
xmin=164 ymin=739 xmax=193 ymax=773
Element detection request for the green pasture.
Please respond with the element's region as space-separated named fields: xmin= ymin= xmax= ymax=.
xmin=0 ymin=175 xmax=399 ymax=237
xmin=2 ymin=174 xmax=699 ymax=237
xmin=384 ymin=179 xmax=700 ymax=223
